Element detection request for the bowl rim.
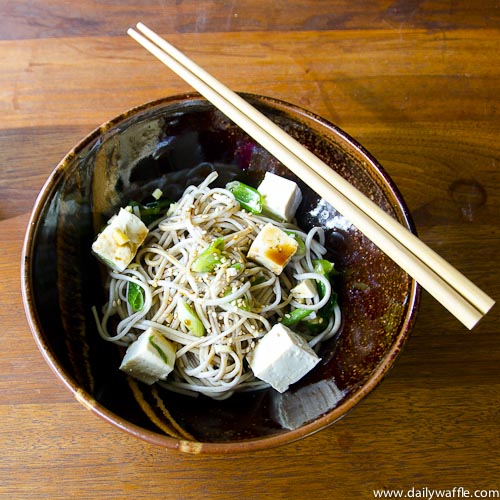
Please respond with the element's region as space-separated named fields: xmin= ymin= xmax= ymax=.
xmin=21 ymin=92 xmax=421 ymax=454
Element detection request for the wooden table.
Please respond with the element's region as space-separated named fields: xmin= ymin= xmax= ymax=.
xmin=1 ymin=2 xmax=499 ymax=498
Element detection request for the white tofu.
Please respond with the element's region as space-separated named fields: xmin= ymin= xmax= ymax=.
xmin=291 ymin=279 xmax=317 ymax=299
xmin=258 ymin=172 xmax=303 ymax=222
xmin=119 ymin=328 xmax=176 ymax=385
xmin=247 ymin=323 xmax=320 ymax=393
xmin=92 ymin=207 xmax=148 ymax=271
xmin=247 ymin=223 xmax=298 ymax=275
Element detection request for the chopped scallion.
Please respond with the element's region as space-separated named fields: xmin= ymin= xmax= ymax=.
xmin=127 ymin=282 xmax=145 ymax=311
xmin=280 ymin=308 xmax=313 ymax=326
xmin=177 ymin=298 xmax=205 ymax=337
xmin=128 ymin=198 xmax=172 ymax=225
xmin=312 ymin=259 xmax=335 ymax=298
xmin=149 ymin=336 xmax=169 ymax=364
xmin=226 ymin=181 xmax=263 ymax=214
xmin=192 ymin=237 xmax=225 ymax=272
xmin=284 ymin=231 xmax=306 ymax=256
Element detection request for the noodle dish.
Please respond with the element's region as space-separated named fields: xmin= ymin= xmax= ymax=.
xmin=92 ymin=170 xmax=341 ymax=399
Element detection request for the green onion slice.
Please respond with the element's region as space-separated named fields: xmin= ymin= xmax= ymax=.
xmin=312 ymin=259 xmax=335 ymax=298
xmin=280 ymin=308 xmax=313 ymax=326
xmin=226 ymin=181 xmax=263 ymax=214
xmin=129 ymin=198 xmax=172 ymax=225
xmin=127 ymin=282 xmax=145 ymax=311
xmin=149 ymin=336 xmax=169 ymax=364
xmin=192 ymin=237 xmax=225 ymax=273
xmin=177 ymin=298 xmax=205 ymax=337
xmin=284 ymin=231 xmax=306 ymax=255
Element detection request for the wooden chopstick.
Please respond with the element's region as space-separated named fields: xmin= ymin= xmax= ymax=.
xmin=134 ymin=22 xmax=494 ymax=314
xmin=127 ymin=23 xmax=495 ymax=329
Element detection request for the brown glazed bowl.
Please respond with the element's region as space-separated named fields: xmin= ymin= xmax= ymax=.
xmin=21 ymin=93 xmax=420 ymax=454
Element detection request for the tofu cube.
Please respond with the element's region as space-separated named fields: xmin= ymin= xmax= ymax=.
xmin=247 ymin=223 xmax=298 ymax=275
xmin=258 ymin=172 xmax=303 ymax=222
xmin=119 ymin=328 xmax=176 ymax=385
xmin=92 ymin=207 xmax=148 ymax=271
xmin=291 ymin=279 xmax=317 ymax=300
xmin=247 ymin=323 xmax=320 ymax=393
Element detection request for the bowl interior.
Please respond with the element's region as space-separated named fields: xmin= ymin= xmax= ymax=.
xmin=23 ymin=93 xmax=419 ymax=452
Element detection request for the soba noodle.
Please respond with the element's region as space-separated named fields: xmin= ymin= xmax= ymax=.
xmin=93 ymin=171 xmax=341 ymax=399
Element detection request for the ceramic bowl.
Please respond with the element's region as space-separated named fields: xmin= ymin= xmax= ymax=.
xmin=21 ymin=93 xmax=420 ymax=453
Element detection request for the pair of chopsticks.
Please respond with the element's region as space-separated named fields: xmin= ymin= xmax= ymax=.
xmin=127 ymin=22 xmax=494 ymax=330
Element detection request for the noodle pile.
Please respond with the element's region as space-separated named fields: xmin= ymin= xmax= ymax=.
xmin=94 ymin=171 xmax=341 ymax=399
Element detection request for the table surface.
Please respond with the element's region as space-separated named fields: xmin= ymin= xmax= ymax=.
xmin=1 ymin=1 xmax=499 ymax=499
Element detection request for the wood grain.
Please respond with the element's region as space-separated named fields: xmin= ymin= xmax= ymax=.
xmin=1 ymin=0 xmax=498 ymax=40
xmin=1 ymin=1 xmax=499 ymax=498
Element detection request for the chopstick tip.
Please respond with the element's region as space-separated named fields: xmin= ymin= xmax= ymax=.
xmin=127 ymin=22 xmax=147 ymax=38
